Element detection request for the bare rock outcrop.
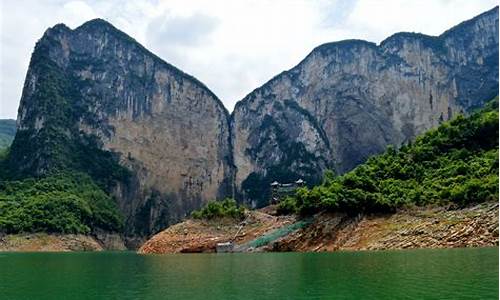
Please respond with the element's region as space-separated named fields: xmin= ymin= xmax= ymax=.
xmin=7 ymin=7 xmax=498 ymax=244
xmin=232 ymin=7 xmax=499 ymax=206
xmin=10 ymin=19 xmax=233 ymax=246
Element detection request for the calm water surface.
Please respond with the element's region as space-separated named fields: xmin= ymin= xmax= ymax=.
xmin=0 ymin=247 xmax=497 ymax=299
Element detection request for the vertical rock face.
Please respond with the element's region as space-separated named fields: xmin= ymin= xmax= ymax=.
xmin=232 ymin=7 xmax=499 ymax=206
xmin=11 ymin=19 xmax=233 ymax=244
xmin=8 ymin=7 xmax=498 ymax=240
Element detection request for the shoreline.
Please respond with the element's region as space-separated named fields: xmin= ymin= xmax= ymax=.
xmin=1 ymin=244 xmax=497 ymax=254
xmin=2 ymin=202 xmax=497 ymax=253
xmin=270 ymin=203 xmax=499 ymax=252
xmin=0 ymin=232 xmax=126 ymax=252
xmin=140 ymin=201 xmax=499 ymax=254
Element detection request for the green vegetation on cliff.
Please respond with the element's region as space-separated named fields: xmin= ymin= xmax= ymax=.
xmin=191 ymin=198 xmax=245 ymax=220
xmin=0 ymin=172 xmax=123 ymax=234
xmin=2 ymin=32 xmax=130 ymax=189
xmin=279 ymin=98 xmax=499 ymax=215
xmin=0 ymin=32 xmax=128 ymax=236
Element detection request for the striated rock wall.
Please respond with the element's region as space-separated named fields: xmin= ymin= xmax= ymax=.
xmin=232 ymin=7 xmax=499 ymax=206
xmin=11 ymin=19 xmax=233 ymax=245
xmin=9 ymin=7 xmax=498 ymax=242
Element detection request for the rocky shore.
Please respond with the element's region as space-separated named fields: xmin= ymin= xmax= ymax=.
xmin=0 ymin=233 xmax=126 ymax=252
xmin=138 ymin=210 xmax=295 ymax=254
xmin=272 ymin=202 xmax=499 ymax=252
xmin=140 ymin=202 xmax=499 ymax=254
xmin=4 ymin=202 xmax=495 ymax=253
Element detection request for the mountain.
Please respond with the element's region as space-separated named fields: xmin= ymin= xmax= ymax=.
xmin=0 ymin=119 xmax=16 ymax=149
xmin=232 ymin=7 xmax=499 ymax=206
xmin=140 ymin=98 xmax=499 ymax=254
xmin=282 ymin=97 xmax=498 ymax=215
xmin=2 ymin=7 xmax=498 ymax=243
xmin=4 ymin=19 xmax=233 ymax=246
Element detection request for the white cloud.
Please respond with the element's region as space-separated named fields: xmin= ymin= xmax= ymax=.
xmin=62 ymin=1 xmax=98 ymax=26
xmin=145 ymin=12 xmax=219 ymax=68
xmin=0 ymin=0 xmax=497 ymax=119
xmin=344 ymin=0 xmax=499 ymax=42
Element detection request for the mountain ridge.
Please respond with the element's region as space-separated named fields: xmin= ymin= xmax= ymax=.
xmin=2 ymin=7 xmax=498 ymax=244
xmin=5 ymin=15 xmax=234 ymax=246
xmin=231 ymin=6 xmax=498 ymax=205
xmin=234 ymin=6 xmax=498 ymax=112
xmin=44 ymin=18 xmax=225 ymax=110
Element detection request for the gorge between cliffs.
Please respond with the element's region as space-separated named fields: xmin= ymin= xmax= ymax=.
xmin=0 ymin=6 xmax=498 ymax=252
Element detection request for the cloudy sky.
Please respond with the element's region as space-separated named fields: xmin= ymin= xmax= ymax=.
xmin=0 ymin=0 xmax=497 ymax=119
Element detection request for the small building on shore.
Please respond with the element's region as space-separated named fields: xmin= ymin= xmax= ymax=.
xmin=270 ymin=179 xmax=306 ymax=203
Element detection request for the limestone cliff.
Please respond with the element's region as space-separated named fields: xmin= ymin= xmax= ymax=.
xmin=232 ymin=7 xmax=499 ymax=206
xmin=9 ymin=19 xmax=233 ymax=245
xmin=6 ymin=7 xmax=499 ymax=242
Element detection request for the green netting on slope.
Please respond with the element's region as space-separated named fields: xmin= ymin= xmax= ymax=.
xmin=244 ymin=219 xmax=312 ymax=249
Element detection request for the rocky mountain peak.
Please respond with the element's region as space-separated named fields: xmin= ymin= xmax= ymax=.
xmin=6 ymin=7 xmax=498 ymax=243
xmin=77 ymin=18 xmax=116 ymax=30
xmin=9 ymin=15 xmax=234 ymax=246
xmin=231 ymin=7 xmax=498 ymax=206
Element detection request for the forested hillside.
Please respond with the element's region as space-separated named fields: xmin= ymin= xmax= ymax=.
xmin=279 ymin=98 xmax=499 ymax=215
xmin=0 ymin=172 xmax=123 ymax=234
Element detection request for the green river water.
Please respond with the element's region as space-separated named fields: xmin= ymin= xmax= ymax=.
xmin=0 ymin=247 xmax=497 ymax=299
